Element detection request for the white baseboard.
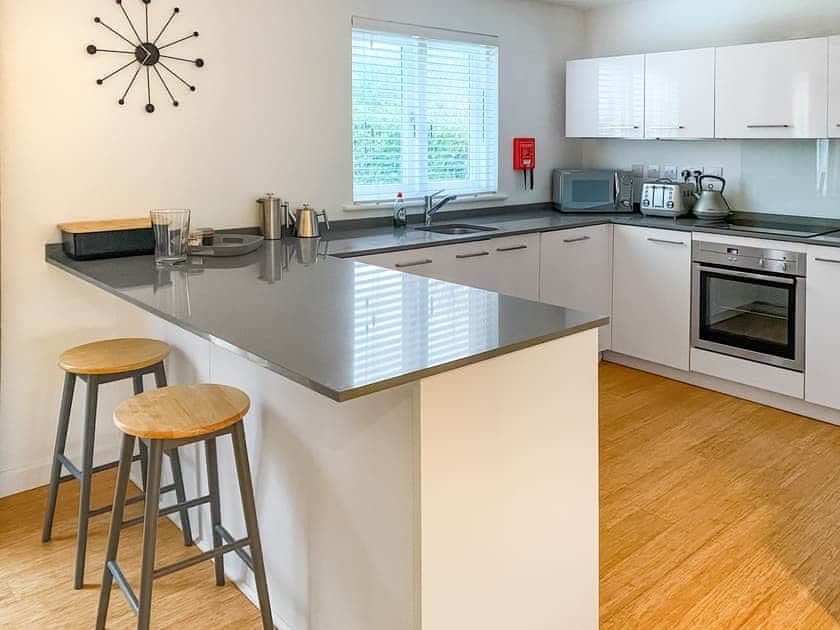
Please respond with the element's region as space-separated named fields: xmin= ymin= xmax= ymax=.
xmin=604 ymin=351 xmax=840 ymax=427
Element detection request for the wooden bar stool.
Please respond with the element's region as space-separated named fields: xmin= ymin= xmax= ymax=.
xmin=96 ymin=384 xmax=273 ymax=630
xmin=42 ymin=338 xmax=194 ymax=590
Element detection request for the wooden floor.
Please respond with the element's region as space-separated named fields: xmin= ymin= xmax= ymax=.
xmin=0 ymin=470 xmax=261 ymax=628
xmin=1 ymin=362 xmax=838 ymax=628
xmin=600 ymin=362 xmax=840 ymax=629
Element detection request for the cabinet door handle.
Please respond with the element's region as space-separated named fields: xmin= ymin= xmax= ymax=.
xmin=395 ymin=259 xmax=433 ymax=269
xmin=647 ymin=125 xmax=686 ymax=130
xmin=496 ymin=245 xmax=528 ymax=252
xmin=648 ymin=237 xmax=686 ymax=246
xmin=456 ymin=251 xmax=490 ymax=260
xmin=746 ymin=124 xmax=791 ymax=129
xmin=601 ymin=125 xmax=640 ymax=129
xmin=815 ymin=257 xmax=840 ymax=264
xmin=563 ymin=236 xmax=591 ymax=244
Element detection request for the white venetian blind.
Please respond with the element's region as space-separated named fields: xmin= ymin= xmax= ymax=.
xmin=351 ymin=18 xmax=499 ymax=203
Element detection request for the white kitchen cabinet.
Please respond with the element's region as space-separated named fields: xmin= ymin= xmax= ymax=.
xmin=350 ymin=247 xmax=449 ymax=279
xmin=485 ymin=234 xmax=541 ymax=301
xmin=540 ymin=225 xmax=613 ymax=351
xmin=350 ymin=234 xmax=541 ymax=301
xmin=805 ymin=246 xmax=840 ymax=409
xmin=611 ymin=225 xmax=691 ymax=370
xmin=828 ymin=36 xmax=840 ymax=137
xmin=566 ymin=55 xmax=644 ymax=139
xmin=715 ymin=38 xmax=829 ymax=139
xmin=644 ymin=48 xmax=715 ymax=139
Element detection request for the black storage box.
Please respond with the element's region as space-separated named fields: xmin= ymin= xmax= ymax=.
xmin=59 ymin=219 xmax=155 ymax=260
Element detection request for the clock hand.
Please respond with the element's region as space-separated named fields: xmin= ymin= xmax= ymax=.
xmin=140 ymin=43 xmax=152 ymax=65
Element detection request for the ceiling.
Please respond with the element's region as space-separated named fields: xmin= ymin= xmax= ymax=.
xmin=539 ymin=0 xmax=636 ymax=8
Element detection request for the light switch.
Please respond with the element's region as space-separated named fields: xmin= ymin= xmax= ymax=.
xmin=663 ymin=164 xmax=678 ymax=180
xmin=645 ymin=164 xmax=660 ymax=179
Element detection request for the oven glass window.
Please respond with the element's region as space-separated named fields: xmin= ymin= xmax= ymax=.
xmin=571 ymin=179 xmax=611 ymax=204
xmin=698 ymin=270 xmax=796 ymax=359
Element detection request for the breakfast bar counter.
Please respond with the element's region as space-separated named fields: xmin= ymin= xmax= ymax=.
xmin=46 ymin=240 xmax=604 ymax=630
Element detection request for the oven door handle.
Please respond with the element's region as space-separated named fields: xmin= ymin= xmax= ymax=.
xmin=697 ymin=264 xmax=796 ymax=285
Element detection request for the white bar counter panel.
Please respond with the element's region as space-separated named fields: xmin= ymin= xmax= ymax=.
xmin=150 ymin=318 xmax=599 ymax=630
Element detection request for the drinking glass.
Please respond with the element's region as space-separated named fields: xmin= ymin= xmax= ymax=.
xmin=150 ymin=209 xmax=191 ymax=265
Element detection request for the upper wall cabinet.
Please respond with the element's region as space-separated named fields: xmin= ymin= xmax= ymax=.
xmin=715 ymin=38 xmax=828 ymax=139
xmin=644 ymin=48 xmax=715 ymax=139
xmin=828 ymin=36 xmax=840 ymax=137
xmin=566 ymin=55 xmax=644 ymax=139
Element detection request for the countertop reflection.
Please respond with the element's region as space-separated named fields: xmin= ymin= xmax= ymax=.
xmin=46 ymin=240 xmax=606 ymax=401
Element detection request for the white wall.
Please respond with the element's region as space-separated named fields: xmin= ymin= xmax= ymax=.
xmin=0 ymin=0 xmax=584 ymax=495
xmin=581 ymin=0 xmax=840 ymax=218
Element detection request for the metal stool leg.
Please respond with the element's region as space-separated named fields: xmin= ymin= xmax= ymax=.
xmin=42 ymin=372 xmax=76 ymax=542
xmin=205 ymin=437 xmax=225 ymax=586
xmin=231 ymin=423 xmax=273 ymax=629
xmin=168 ymin=448 xmax=194 ymax=546
xmin=74 ymin=375 xmax=99 ymax=590
xmin=151 ymin=362 xmax=194 ymax=546
xmin=137 ymin=440 xmax=164 ymax=630
xmin=96 ymin=433 xmax=136 ymax=630
xmin=133 ymin=376 xmax=149 ymax=491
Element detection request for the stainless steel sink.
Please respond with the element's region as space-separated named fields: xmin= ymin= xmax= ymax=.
xmin=414 ymin=224 xmax=499 ymax=235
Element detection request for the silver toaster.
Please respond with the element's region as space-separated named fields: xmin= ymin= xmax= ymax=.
xmin=640 ymin=181 xmax=696 ymax=217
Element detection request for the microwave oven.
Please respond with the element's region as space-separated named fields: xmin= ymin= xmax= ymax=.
xmin=552 ymin=169 xmax=634 ymax=213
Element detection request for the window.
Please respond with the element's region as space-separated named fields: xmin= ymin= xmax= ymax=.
xmin=351 ymin=18 xmax=499 ymax=203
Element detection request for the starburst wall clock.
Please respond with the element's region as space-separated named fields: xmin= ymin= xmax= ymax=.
xmin=87 ymin=0 xmax=204 ymax=113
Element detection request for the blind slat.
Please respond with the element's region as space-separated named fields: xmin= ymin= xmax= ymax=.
xmin=352 ymin=26 xmax=499 ymax=203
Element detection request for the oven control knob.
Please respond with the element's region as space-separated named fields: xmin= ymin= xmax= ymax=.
xmin=782 ymin=262 xmax=788 ymax=272
xmin=759 ymin=258 xmax=764 ymax=267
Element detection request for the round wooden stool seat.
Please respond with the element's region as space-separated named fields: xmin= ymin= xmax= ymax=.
xmin=59 ymin=339 xmax=171 ymax=376
xmin=114 ymin=384 xmax=251 ymax=440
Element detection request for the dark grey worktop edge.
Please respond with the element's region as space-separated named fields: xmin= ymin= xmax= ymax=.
xmin=45 ymin=244 xmax=608 ymax=403
xmin=335 ymin=315 xmax=609 ymax=402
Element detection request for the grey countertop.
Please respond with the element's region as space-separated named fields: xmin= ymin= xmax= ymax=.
xmin=45 ymin=205 xmax=840 ymax=401
xmin=45 ymin=242 xmax=608 ymax=402
xmin=324 ymin=207 xmax=840 ymax=258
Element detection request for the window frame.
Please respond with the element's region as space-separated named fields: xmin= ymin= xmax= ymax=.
xmin=351 ymin=19 xmax=500 ymax=204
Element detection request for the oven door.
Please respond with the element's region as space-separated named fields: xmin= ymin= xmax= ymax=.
xmin=691 ymin=264 xmax=805 ymax=371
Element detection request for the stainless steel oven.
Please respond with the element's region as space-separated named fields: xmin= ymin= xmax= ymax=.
xmin=691 ymin=241 xmax=807 ymax=372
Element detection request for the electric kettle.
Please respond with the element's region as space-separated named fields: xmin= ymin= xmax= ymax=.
xmin=289 ymin=205 xmax=330 ymax=238
xmin=692 ymin=175 xmax=732 ymax=219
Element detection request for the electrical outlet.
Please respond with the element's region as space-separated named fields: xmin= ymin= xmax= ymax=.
xmin=663 ymin=164 xmax=678 ymax=180
xmin=707 ymin=166 xmax=724 ymax=177
xmin=645 ymin=164 xmax=660 ymax=179
xmin=631 ymin=163 xmax=645 ymax=177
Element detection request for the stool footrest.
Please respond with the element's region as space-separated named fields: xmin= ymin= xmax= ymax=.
xmin=121 ymin=494 xmax=210 ymax=529
xmin=107 ymin=560 xmax=140 ymax=615
xmin=153 ymin=537 xmax=251 ymax=580
xmin=215 ymin=525 xmax=255 ymax=572
xmin=58 ymin=453 xmax=142 ymax=483
xmin=88 ymin=484 xmax=177 ymax=519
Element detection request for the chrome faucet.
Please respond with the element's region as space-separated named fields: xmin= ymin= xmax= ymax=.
xmin=424 ymin=190 xmax=458 ymax=226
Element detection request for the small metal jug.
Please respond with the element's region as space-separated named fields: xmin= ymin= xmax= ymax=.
xmin=290 ymin=205 xmax=330 ymax=238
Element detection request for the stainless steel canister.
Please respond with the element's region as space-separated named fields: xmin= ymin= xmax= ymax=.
xmin=258 ymin=193 xmax=289 ymax=240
